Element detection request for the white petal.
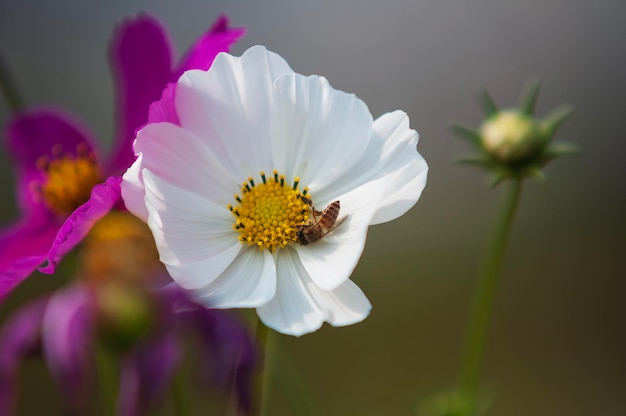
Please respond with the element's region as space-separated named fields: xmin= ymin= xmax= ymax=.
xmin=142 ymin=170 xmax=241 ymax=289
xmin=294 ymin=193 xmax=378 ymax=290
xmin=193 ymin=247 xmax=276 ymax=309
xmin=256 ymin=250 xmax=323 ymax=336
xmin=314 ymin=110 xmax=427 ymax=224
xmin=369 ymin=111 xmax=428 ymax=224
xmin=271 ymin=74 xmax=373 ymax=189
xmin=132 ymin=122 xmax=238 ymax=206
xmin=121 ymin=153 xmax=149 ymax=221
xmin=315 ymin=278 xmax=372 ymax=327
xmin=175 ymin=46 xmax=294 ymax=179
xmin=292 ymin=172 xmax=386 ymax=291
xmin=257 ymin=249 xmax=371 ymax=336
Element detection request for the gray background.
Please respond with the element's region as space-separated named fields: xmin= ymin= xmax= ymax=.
xmin=1 ymin=0 xmax=624 ymax=414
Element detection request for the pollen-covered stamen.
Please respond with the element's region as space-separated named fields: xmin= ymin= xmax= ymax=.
xmin=230 ymin=171 xmax=311 ymax=251
xmin=33 ymin=142 xmax=103 ymax=217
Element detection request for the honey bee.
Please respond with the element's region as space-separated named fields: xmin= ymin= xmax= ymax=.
xmin=296 ymin=198 xmax=346 ymax=245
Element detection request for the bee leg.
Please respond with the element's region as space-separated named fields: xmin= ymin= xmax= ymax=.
xmin=299 ymin=195 xmax=322 ymax=220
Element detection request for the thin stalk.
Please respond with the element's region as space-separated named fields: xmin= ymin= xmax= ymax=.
xmin=96 ymin=346 xmax=118 ymax=416
xmin=458 ymin=178 xmax=523 ymax=414
xmin=172 ymin=370 xmax=190 ymax=416
xmin=273 ymin=339 xmax=318 ymax=415
xmin=0 ymin=51 xmax=23 ymax=112
xmin=252 ymin=318 xmax=273 ymax=416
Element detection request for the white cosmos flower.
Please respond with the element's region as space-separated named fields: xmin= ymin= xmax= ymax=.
xmin=121 ymin=45 xmax=428 ymax=336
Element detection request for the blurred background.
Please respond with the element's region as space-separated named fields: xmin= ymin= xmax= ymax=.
xmin=0 ymin=0 xmax=624 ymax=415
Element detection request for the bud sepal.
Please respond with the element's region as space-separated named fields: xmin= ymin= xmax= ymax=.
xmin=453 ymin=81 xmax=578 ymax=184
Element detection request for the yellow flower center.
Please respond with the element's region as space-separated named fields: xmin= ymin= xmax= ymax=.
xmin=229 ymin=170 xmax=311 ymax=252
xmin=34 ymin=143 xmax=103 ymax=217
xmin=79 ymin=211 xmax=164 ymax=285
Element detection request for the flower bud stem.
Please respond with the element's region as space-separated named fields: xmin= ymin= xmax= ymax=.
xmin=458 ymin=178 xmax=523 ymax=414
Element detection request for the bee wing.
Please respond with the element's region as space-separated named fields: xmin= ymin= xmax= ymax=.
xmin=325 ymin=214 xmax=348 ymax=234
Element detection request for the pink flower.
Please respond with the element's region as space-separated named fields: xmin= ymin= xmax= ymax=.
xmin=0 ymin=14 xmax=245 ymax=301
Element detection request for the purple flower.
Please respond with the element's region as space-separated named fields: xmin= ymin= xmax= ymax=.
xmin=0 ymin=14 xmax=245 ymax=301
xmin=0 ymin=284 xmax=256 ymax=415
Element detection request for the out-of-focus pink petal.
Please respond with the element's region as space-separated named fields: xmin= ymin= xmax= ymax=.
xmin=147 ymin=82 xmax=180 ymax=125
xmin=0 ymin=297 xmax=47 ymax=415
xmin=5 ymin=108 xmax=102 ymax=215
xmin=40 ymin=176 xmax=123 ymax=274
xmin=0 ymin=219 xmax=59 ymax=302
xmin=107 ymin=14 xmax=174 ymax=176
xmin=42 ymin=285 xmax=93 ymax=407
xmin=172 ymin=14 xmax=246 ymax=80
xmin=185 ymin=307 xmax=256 ymax=412
xmin=118 ymin=362 xmax=141 ymax=416
xmin=118 ymin=334 xmax=180 ymax=416
xmin=0 ymin=257 xmax=48 ymax=304
xmin=0 ymin=216 xmax=56 ymax=271
xmin=157 ymin=286 xmax=256 ymax=411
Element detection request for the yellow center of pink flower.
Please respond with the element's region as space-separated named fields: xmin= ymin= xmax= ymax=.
xmin=79 ymin=211 xmax=164 ymax=284
xmin=229 ymin=170 xmax=311 ymax=252
xmin=35 ymin=143 xmax=103 ymax=217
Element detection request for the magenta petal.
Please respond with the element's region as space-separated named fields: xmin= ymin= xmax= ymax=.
xmin=0 ymin=297 xmax=47 ymax=415
xmin=5 ymin=108 xmax=101 ymax=215
xmin=0 ymin=217 xmax=57 ymax=271
xmin=172 ymin=14 xmax=246 ymax=80
xmin=0 ymin=256 xmax=48 ymax=304
xmin=118 ymin=335 xmax=180 ymax=416
xmin=40 ymin=176 xmax=123 ymax=274
xmin=118 ymin=363 xmax=141 ymax=416
xmin=147 ymin=82 xmax=180 ymax=125
xmin=107 ymin=14 xmax=174 ymax=176
xmin=42 ymin=285 xmax=93 ymax=404
xmin=0 ymin=219 xmax=59 ymax=302
xmin=185 ymin=307 xmax=256 ymax=412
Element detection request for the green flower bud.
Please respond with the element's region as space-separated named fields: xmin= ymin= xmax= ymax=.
xmin=480 ymin=110 xmax=545 ymax=165
xmin=452 ymin=81 xmax=577 ymax=184
xmin=95 ymin=283 xmax=154 ymax=352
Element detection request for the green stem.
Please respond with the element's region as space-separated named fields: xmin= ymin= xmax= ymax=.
xmin=172 ymin=370 xmax=191 ymax=416
xmin=0 ymin=51 xmax=23 ymax=112
xmin=96 ymin=346 xmax=119 ymax=416
xmin=273 ymin=339 xmax=318 ymax=415
xmin=252 ymin=321 xmax=317 ymax=415
xmin=458 ymin=178 xmax=523 ymax=414
xmin=253 ymin=319 xmax=274 ymax=416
